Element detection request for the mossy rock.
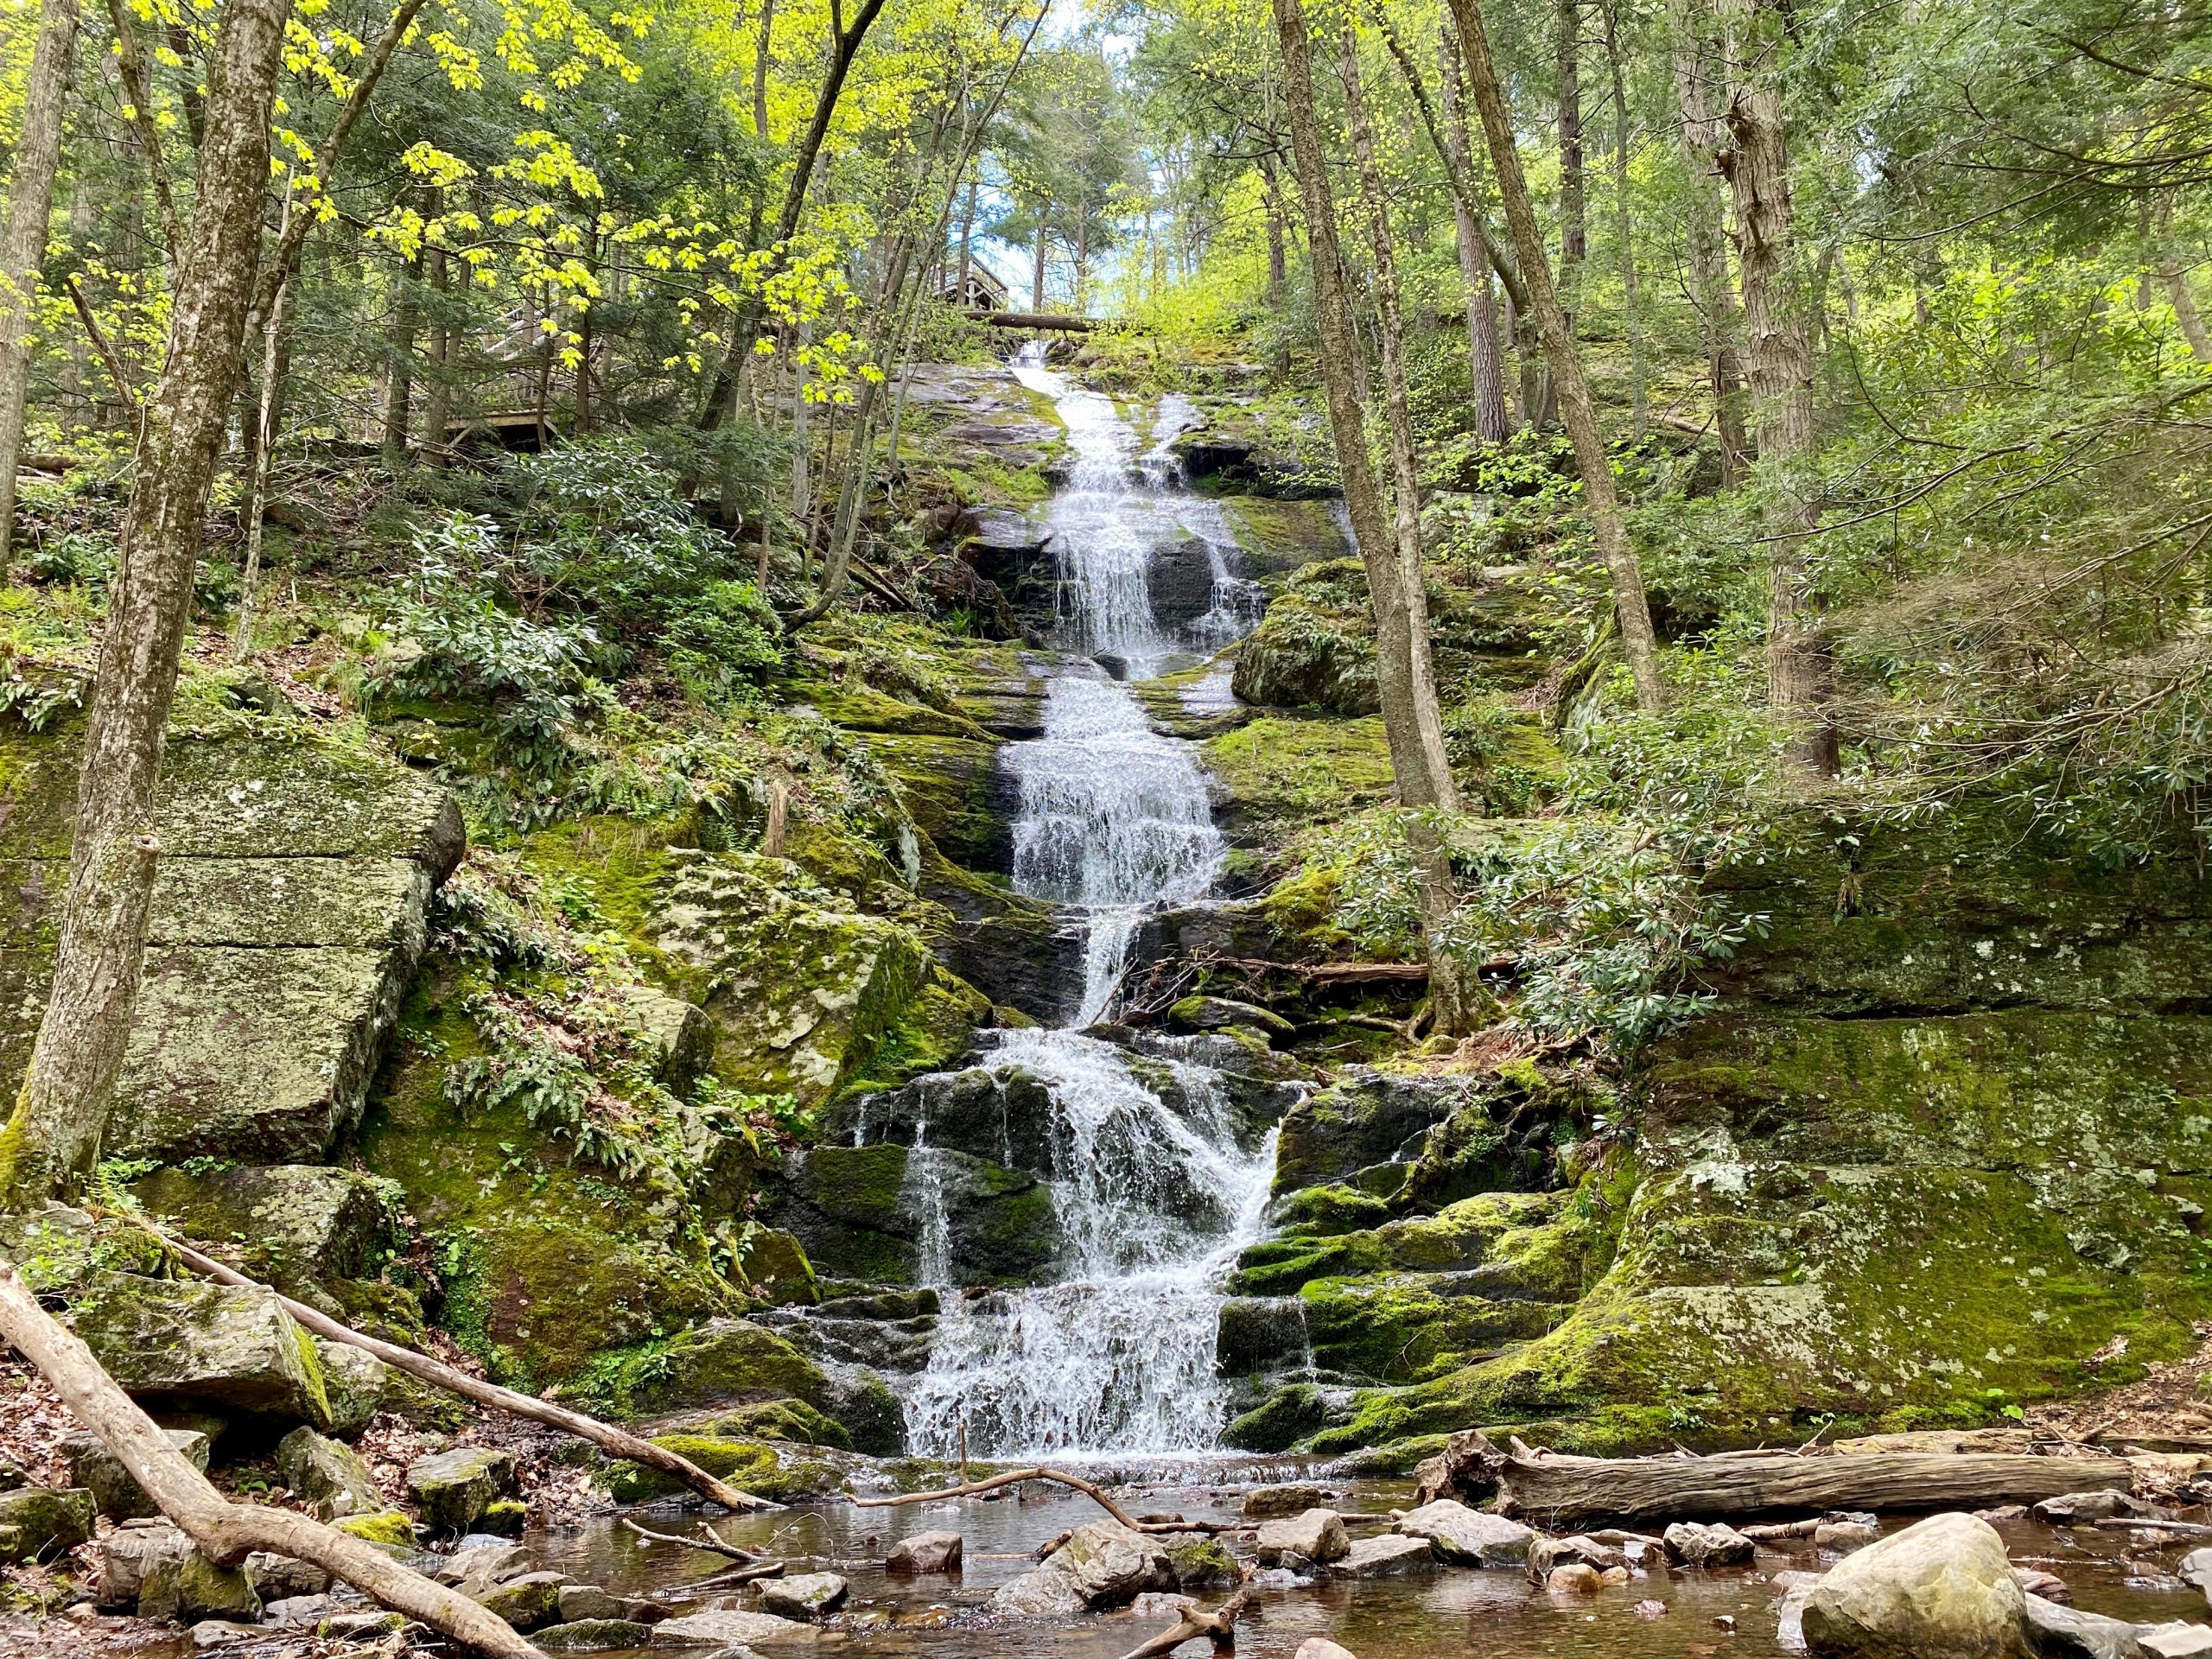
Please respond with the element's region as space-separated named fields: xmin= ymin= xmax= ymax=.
xmin=129 ymin=1164 xmax=405 ymax=1299
xmin=1202 ymin=716 xmax=1395 ymax=849
xmin=606 ymin=1435 xmax=842 ymax=1503
xmin=1230 ymin=587 xmax=1377 ymax=715
xmin=764 ymin=1141 xmax=1063 ymax=1287
xmin=706 ymin=1399 xmax=850 ymax=1450
xmin=1221 ymin=1383 xmax=1328 ymax=1452
xmin=68 ymin=1272 xmax=331 ymax=1428
xmin=333 ymin=1510 xmax=416 ymax=1548
xmin=0 ymin=1486 xmax=93 ymax=1564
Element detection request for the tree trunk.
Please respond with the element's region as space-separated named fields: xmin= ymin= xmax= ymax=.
xmin=1260 ymin=150 xmax=1288 ymax=308
xmin=422 ymin=231 xmax=451 ymax=463
xmin=1270 ymin=0 xmax=1457 ymax=812
xmin=1670 ymin=0 xmax=1751 ymax=486
xmin=1033 ymin=220 xmax=1048 ymax=311
xmin=1446 ymin=0 xmax=1665 ymax=713
xmin=1340 ymin=22 xmax=1469 ymax=1035
xmin=1439 ymin=21 xmax=1511 ymax=442
xmin=2153 ymin=194 xmax=2212 ymax=363
xmin=0 ymin=0 xmax=295 ymax=1205
xmin=0 ymin=1262 xmax=541 ymax=1657
xmin=381 ymin=245 xmax=421 ymax=466
xmin=1554 ymin=0 xmax=1585 ymax=318
xmin=1600 ymin=0 xmax=1646 ymax=440
xmin=0 ymin=0 xmax=82 ymax=563
xmin=1715 ymin=0 xmax=1834 ymax=770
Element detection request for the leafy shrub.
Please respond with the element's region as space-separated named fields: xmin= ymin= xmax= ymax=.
xmin=663 ymin=580 xmax=784 ymax=701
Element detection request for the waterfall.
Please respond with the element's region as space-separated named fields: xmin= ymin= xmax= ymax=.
xmin=893 ymin=359 xmax=1279 ymax=1459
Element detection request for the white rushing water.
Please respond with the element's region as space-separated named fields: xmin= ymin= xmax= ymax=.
xmin=896 ymin=353 xmax=1279 ymax=1459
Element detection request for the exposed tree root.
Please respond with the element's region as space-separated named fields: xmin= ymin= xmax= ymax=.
xmin=1118 ymin=1579 xmax=1254 ymax=1659
xmin=0 ymin=1261 xmax=536 ymax=1658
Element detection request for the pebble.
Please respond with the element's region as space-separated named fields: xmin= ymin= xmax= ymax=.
xmin=1633 ymin=1599 xmax=1668 ymax=1618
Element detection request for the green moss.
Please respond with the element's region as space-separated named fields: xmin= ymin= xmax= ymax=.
xmin=333 ymin=1511 xmax=416 ymax=1548
xmin=707 ymin=1398 xmax=851 ymax=1449
xmin=607 ymin=1435 xmax=842 ymax=1503
xmin=1203 ymin=716 xmax=1395 ymax=843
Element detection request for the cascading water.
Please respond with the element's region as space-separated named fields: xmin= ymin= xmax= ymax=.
xmin=893 ymin=350 xmax=1281 ymax=1459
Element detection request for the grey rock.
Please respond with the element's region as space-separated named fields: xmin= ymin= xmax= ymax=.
xmin=318 ymin=1611 xmax=407 ymax=1640
xmin=2141 ymin=1627 xmax=2212 ymax=1659
xmin=316 ymin=1340 xmax=390 ymax=1437
xmin=1525 ymin=1535 xmax=1625 ymax=1583
xmin=988 ymin=1562 xmax=1090 ymax=1618
xmin=1216 ymin=1299 xmax=1311 ymax=1374
xmin=473 ymin=1569 xmax=566 ymax=1631
xmin=1800 ymin=1511 xmax=2025 ymax=1658
xmin=142 ymin=1545 xmax=262 ymax=1624
xmin=757 ymin=1572 xmax=849 ymax=1621
xmin=1256 ymin=1510 xmax=1350 ymax=1567
xmin=435 ymin=1539 xmax=525 ymax=1585
xmin=406 ymin=1446 xmax=517 ymax=1535
xmin=245 ymin=1552 xmax=330 ymax=1601
xmin=1394 ymin=1499 xmax=1533 ymax=1567
xmin=1055 ymin=1522 xmax=1175 ymax=1607
xmin=100 ymin=1523 xmax=193 ymax=1607
xmin=651 ymin=1607 xmax=817 ymax=1644
xmin=189 ymin=1620 xmax=260 ymax=1647
xmin=1819 ymin=1522 xmax=1881 ymax=1553
xmin=263 ymin=1594 xmax=339 ymax=1629
xmin=557 ymin=1585 xmax=627 ymax=1623
xmin=0 ymin=1454 xmax=23 ymax=1491
xmin=1664 ymin=1521 xmax=1756 ymax=1568
xmin=2024 ymin=1594 xmax=2143 ymax=1659
xmin=64 ymin=1428 xmax=208 ymax=1520
xmin=1243 ymin=1483 xmax=1335 ymax=1519
xmin=1334 ymin=1535 xmax=1437 ymax=1579
xmin=0 ymin=1485 xmax=95 ymax=1564
xmin=68 ymin=1273 xmax=331 ymax=1427
xmin=276 ymin=1426 xmax=384 ymax=1520
xmin=2034 ymin=1491 xmax=2149 ymax=1527
xmin=885 ymin=1529 xmax=963 ymax=1573
xmin=536 ymin=1620 xmax=658 ymax=1652
xmin=127 ymin=1166 xmax=404 ymax=1293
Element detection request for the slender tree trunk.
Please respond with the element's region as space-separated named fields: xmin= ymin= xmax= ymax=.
xmin=381 ymin=245 xmax=420 ymax=466
xmin=0 ymin=0 xmax=82 ymax=562
xmin=233 ymin=258 xmax=290 ymax=659
xmin=1270 ymin=0 xmax=1456 ymax=809
xmin=1260 ymin=150 xmax=1288 ymax=308
xmin=1446 ymin=0 xmax=1665 ymax=713
xmin=955 ymin=175 xmax=978 ymax=298
xmin=1439 ymin=22 xmax=1511 ymax=442
xmin=422 ymin=237 xmax=452 ymax=464
xmin=1715 ymin=0 xmax=1834 ymax=770
xmin=1033 ymin=221 xmax=1048 ymax=311
xmin=1670 ymin=0 xmax=1751 ymax=485
xmin=1600 ymin=0 xmax=1647 ymax=439
xmin=0 ymin=0 xmax=296 ymax=1205
xmin=1555 ymin=0 xmax=1586 ymax=319
xmin=1339 ymin=23 xmax=1470 ymax=1035
xmin=2153 ymin=194 xmax=2212 ymax=363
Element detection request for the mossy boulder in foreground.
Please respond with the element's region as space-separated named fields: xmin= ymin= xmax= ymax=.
xmin=68 ymin=1272 xmax=332 ymax=1429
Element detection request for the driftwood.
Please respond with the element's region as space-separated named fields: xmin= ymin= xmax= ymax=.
xmin=620 ymin=1516 xmax=779 ymax=1567
xmin=962 ymin=308 xmax=1098 ymax=332
xmin=1489 ymin=1440 xmax=2137 ymax=1525
xmin=848 ymin=1466 xmax=1238 ymax=1534
xmin=0 ymin=1262 xmax=535 ymax=1658
xmin=152 ymin=1228 xmax=774 ymax=1514
xmin=2093 ymin=1517 xmax=2212 ymax=1537
xmin=1119 ymin=1580 xmax=1253 ymax=1659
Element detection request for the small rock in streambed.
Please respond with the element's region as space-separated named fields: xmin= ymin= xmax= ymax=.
xmin=1243 ymin=1483 xmax=1337 ymax=1519
xmin=1392 ymin=1499 xmax=1534 ymax=1567
xmin=885 ymin=1529 xmax=963 ymax=1573
xmin=651 ymin=1608 xmax=817 ymax=1646
xmin=1526 ymin=1535 xmax=1625 ymax=1583
xmin=534 ymin=1618 xmax=659 ymax=1652
xmin=1634 ymin=1599 xmax=1669 ymax=1618
xmin=188 ymin=1620 xmax=260 ymax=1648
xmin=318 ymin=1611 xmax=406 ymax=1641
xmin=471 ymin=1569 xmax=567 ymax=1631
xmin=1256 ymin=1509 xmax=1350 ymax=1567
xmin=263 ymin=1594 xmax=339 ymax=1629
xmin=1978 ymin=1504 xmax=2031 ymax=1522
xmin=2034 ymin=1491 xmax=2151 ymax=1526
xmin=1294 ymin=1642 xmax=1358 ymax=1659
xmin=2023 ymin=1593 xmax=2144 ymax=1659
xmin=1547 ymin=1563 xmax=1604 ymax=1594
xmin=757 ymin=1572 xmax=849 ymax=1621
xmin=556 ymin=1584 xmax=627 ymax=1623
xmin=2142 ymin=1625 xmax=2212 ymax=1659
xmin=2014 ymin=1566 xmax=2073 ymax=1604
xmin=1815 ymin=1521 xmax=1879 ymax=1553
xmin=1332 ymin=1535 xmax=1436 ymax=1579
xmin=1663 ymin=1522 xmax=1755 ymax=1568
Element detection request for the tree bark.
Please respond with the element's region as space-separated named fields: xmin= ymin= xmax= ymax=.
xmin=1271 ymin=0 xmax=1458 ymax=808
xmin=0 ymin=1262 xmax=540 ymax=1657
xmin=1669 ymin=0 xmax=1751 ymax=486
xmin=1259 ymin=150 xmax=1287 ymax=308
xmin=1715 ymin=0 xmax=1834 ymax=771
xmin=0 ymin=0 xmax=295 ymax=1205
xmin=1439 ymin=21 xmax=1511 ymax=442
xmin=1446 ymin=0 xmax=1665 ymax=712
xmin=1555 ymin=0 xmax=1586 ymax=317
xmin=0 ymin=0 xmax=82 ymax=563
xmin=1599 ymin=0 xmax=1646 ymax=440
xmin=381 ymin=245 xmax=421 ymax=466
xmin=2153 ymin=194 xmax=2212 ymax=363
xmin=1339 ymin=23 xmax=1470 ymax=1035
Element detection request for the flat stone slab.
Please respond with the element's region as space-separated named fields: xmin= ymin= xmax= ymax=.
xmin=0 ymin=726 xmax=461 ymax=1163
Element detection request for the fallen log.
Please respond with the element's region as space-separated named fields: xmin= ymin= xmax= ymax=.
xmin=961 ymin=308 xmax=1099 ymax=332
xmin=149 ymin=1227 xmax=774 ymax=1514
xmin=1491 ymin=1443 xmax=2137 ymax=1526
xmin=0 ymin=1262 xmax=536 ymax=1659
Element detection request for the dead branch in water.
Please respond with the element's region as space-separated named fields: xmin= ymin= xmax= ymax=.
xmin=149 ymin=1226 xmax=775 ymax=1514
xmin=0 ymin=1262 xmax=535 ymax=1658
xmin=621 ymin=1516 xmax=775 ymax=1564
xmin=1119 ymin=1580 xmax=1255 ymax=1659
xmin=847 ymin=1466 xmax=1239 ymax=1533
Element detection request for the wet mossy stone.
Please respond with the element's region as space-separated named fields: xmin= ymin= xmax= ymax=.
xmin=0 ymin=723 xmax=463 ymax=1164
xmin=69 ymin=1271 xmax=331 ymax=1428
xmin=605 ymin=1435 xmax=842 ymax=1503
xmin=911 ymin=841 xmax=1081 ymax=1024
xmin=1165 ymin=1534 xmax=1239 ymax=1590
xmin=1230 ymin=584 xmax=1377 ymax=716
xmin=405 ymin=1446 xmax=517 ymax=1535
xmin=730 ymin=1223 xmax=818 ymax=1306
xmin=276 ymin=1427 xmax=385 ymax=1521
xmin=1269 ymin=1070 xmax=1484 ymax=1200
xmin=129 ymin=1164 xmax=404 ymax=1297
xmin=333 ymin=1510 xmax=416 ymax=1548
xmin=624 ymin=1318 xmax=831 ymax=1416
xmin=650 ymin=852 xmax=928 ymax=1106
xmin=1216 ymin=1296 xmax=1312 ymax=1375
xmin=1221 ymin=1382 xmax=1328 ymax=1452
xmin=764 ymin=1141 xmax=1063 ymax=1287
xmin=705 ymin=1398 xmax=850 ymax=1450
xmin=1297 ymin=1273 xmax=1564 ymax=1382
xmin=315 ymin=1338 xmax=390 ymax=1437
xmin=1166 ymin=995 xmax=1294 ymax=1039
xmin=140 ymin=1541 xmax=261 ymax=1622
xmin=0 ymin=1485 xmax=94 ymax=1563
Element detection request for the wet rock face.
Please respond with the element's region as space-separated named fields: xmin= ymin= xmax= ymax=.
xmin=763 ymin=1141 xmax=1063 ymax=1287
xmin=0 ymin=727 xmax=461 ymax=1163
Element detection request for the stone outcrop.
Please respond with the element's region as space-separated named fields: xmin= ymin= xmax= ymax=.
xmin=0 ymin=724 xmax=461 ymax=1162
xmin=69 ymin=1272 xmax=332 ymax=1428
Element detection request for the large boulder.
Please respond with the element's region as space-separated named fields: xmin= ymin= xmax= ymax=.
xmin=69 ymin=1272 xmax=331 ymax=1427
xmin=989 ymin=1522 xmax=1171 ymax=1615
xmin=1336 ymin=1535 xmax=1438 ymax=1578
xmin=406 ymin=1446 xmax=517 ymax=1535
xmin=1230 ymin=572 xmax=1378 ymax=716
xmin=1800 ymin=1512 xmax=2030 ymax=1658
xmin=129 ymin=1165 xmax=404 ymax=1295
xmin=1256 ymin=1509 xmax=1351 ymax=1567
xmin=0 ymin=726 xmax=463 ymax=1164
xmin=765 ymin=1141 xmax=1062 ymax=1287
